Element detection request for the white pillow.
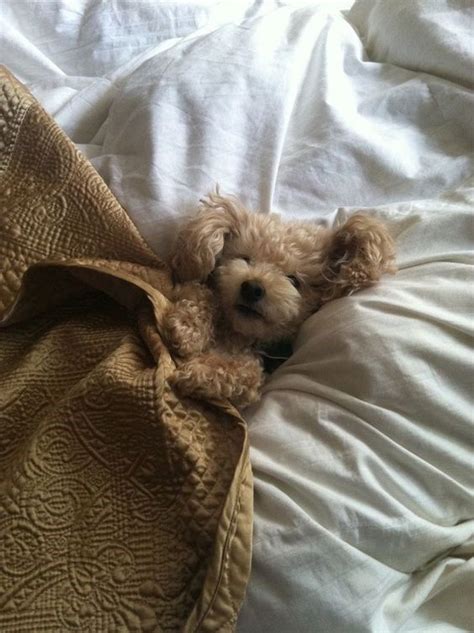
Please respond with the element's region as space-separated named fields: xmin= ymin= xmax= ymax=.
xmin=349 ymin=0 xmax=474 ymax=88
xmin=238 ymin=186 xmax=474 ymax=632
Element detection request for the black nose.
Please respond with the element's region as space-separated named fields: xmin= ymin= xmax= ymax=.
xmin=240 ymin=280 xmax=265 ymax=303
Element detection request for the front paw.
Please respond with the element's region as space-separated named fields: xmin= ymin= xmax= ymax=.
xmin=164 ymin=300 xmax=212 ymax=358
xmin=169 ymin=355 xmax=264 ymax=409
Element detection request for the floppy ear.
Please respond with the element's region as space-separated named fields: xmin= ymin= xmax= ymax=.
xmin=315 ymin=213 xmax=396 ymax=305
xmin=170 ymin=192 xmax=244 ymax=282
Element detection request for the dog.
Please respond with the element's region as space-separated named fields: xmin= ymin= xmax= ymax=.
xmin=164 ymin=191 xmax=395 ymax=408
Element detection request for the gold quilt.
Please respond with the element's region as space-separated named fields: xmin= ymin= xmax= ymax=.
xmin=0 ymin=67 xmax=252 ymax=632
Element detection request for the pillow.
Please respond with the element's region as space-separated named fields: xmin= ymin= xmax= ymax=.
xmin=348 ymin=0 xmax=474 ymax=88
xmin=238 ymin=186 xmax=474 ymax=632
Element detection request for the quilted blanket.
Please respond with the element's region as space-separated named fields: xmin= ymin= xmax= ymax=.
xmin=0 ymin=66 xmax=252 ymax=632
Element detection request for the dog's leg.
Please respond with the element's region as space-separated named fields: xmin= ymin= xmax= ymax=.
xmin=170 ymin=351 xmax=264 ymax=408
xmin=163 ymin=283 xmax=216 ymax=358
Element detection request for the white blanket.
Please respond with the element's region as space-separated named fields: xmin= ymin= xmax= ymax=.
xmin=1 ymin=1 xmax=473 ymax=631
xmin=240 ymin=189 xmax=474 ymax=632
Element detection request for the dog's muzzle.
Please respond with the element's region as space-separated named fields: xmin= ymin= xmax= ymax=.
xmin=240 ymin=280 xmax=265 ymax=304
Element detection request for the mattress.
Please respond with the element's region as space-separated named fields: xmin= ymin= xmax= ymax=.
xmin=1 ymin=0 xmax=473 ymax=631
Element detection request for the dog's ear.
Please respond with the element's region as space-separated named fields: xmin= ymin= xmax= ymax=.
xmin=170 ymin=192 xmax=244 ymax=282
xmin=314 ymin=214 xmax=396 ymax=305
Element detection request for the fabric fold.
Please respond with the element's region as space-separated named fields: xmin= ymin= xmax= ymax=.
xmin=0 ymin=66 xmax=252 ymax=632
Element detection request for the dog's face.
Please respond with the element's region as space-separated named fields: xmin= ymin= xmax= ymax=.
xmin=171 ymin=193 xmax=395 ymax=344
xmin=213 ymin=217 xmax=324 ymax=342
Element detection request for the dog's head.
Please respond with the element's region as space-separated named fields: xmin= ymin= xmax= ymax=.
xmin=170 ymin=192 xmax=395 ymax=344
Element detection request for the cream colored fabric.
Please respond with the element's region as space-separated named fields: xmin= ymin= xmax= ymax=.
xmin=240 ymin=188 xmax=474 ymax=633
xmin=0 ymin=66 xmax=252 ymax=632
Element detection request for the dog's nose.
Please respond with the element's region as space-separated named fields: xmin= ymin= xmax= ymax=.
xmin=240 ymin=280 xmax=265 ymax=303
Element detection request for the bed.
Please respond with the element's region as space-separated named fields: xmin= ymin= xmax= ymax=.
xmin=1 ymin=1 xmax=473 ymax=631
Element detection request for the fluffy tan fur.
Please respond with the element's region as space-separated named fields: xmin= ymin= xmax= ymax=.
xmin=164 ymin=192 xmax=396 ymax=408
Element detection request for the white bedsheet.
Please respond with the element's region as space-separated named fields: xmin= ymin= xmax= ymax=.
xmin=240 ymin=188 xmax=474 ymax=633
xmin=1 ymin=0 xmax=472 ymax=255
xmin=1 ymin=1 xmax=473 ymax=631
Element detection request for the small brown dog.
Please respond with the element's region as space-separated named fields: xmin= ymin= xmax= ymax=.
xmin=164 ymin=192 xmax=395 ymax=408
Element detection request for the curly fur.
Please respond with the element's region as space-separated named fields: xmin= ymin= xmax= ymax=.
xmin=165 ymin=192 xmax=396 ymax=408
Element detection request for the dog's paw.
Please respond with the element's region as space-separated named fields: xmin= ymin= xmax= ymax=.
xmin=169 ymin=354 xmax=264 ymax=409
xmin=164 ymin=299 xmax=213 ymax=358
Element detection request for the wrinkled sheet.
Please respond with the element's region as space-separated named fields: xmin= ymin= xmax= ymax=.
xmin=1 ymin=0 xmax=473 ymax=631
xmin=241 ymin=186 xmax=474 ymax=633
xmin=2 ymin=0 xmax=472 ymax=255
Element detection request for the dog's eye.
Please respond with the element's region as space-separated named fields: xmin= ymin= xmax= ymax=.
xmin=287 ymin=275 xmax=301 ymax=289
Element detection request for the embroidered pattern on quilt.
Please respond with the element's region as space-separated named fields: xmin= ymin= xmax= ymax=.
xmin=0 ymin=66 xmax=252 ymax=632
